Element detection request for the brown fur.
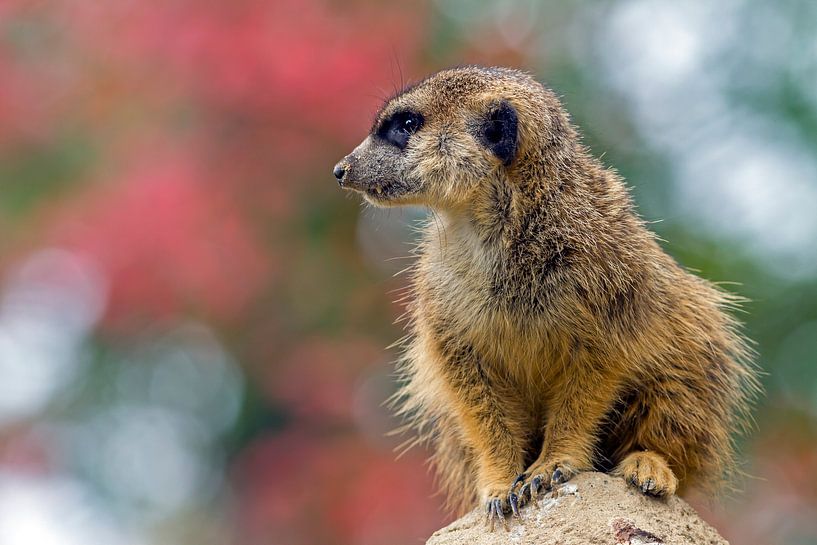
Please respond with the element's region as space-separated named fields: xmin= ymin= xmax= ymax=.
xmin=333 ymin=66 xmax=759 ymax=516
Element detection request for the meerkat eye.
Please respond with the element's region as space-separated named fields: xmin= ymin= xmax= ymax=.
xmin=378 ymin=110 xmax=424 ymax=150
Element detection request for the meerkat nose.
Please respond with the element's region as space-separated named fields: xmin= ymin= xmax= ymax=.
xmin=332 ymin=163 xmax=347 ymax=183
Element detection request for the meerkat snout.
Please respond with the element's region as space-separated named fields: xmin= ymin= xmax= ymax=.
xmin=332 ymin=163 xmax=346 ymax=183
xmin=332 ymin=131 xmax=422 ymax=207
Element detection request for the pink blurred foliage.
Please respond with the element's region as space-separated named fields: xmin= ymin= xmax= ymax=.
xmin=0 ymin=0 xmax=426 ymax=222
xmin=253 ymin=335 xmax=448 ymax=545
xmin=0 ymin=0 xmax=427 ymax=319
xmin=44 ymin=0 xmax=425 ymax=141
xmin=49 ymin=150 xmax=271 ymax=324
xmin=233 ymin=429 xmax=445 ymax=545
xmin=693 ymin=423 xmax=817 ymax=545
xmin=0 ymin=427 xmax=53 ymax=475
xmin=270 ymin=337 xmax=384 ymax=424
xmin=0 ymin=52 xmax=49 ymax=147
xmin=0 ymin=21 xmax=72 ymax=147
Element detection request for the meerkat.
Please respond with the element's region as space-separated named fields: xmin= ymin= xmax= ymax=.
xmin=332 ymin=66 xmax=758 ymax=529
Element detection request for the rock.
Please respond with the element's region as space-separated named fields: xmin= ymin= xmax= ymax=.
xmin=426 ymin=472 xmax=728 ymax=545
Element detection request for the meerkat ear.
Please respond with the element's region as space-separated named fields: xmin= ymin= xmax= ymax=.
xmin=479 ymin=100 xmax=519 ymax=166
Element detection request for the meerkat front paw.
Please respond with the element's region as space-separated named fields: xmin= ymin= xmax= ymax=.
xmin=614 ymin=450 xmax=678 ymax=497
xmin=482 ymin=483 xmax=521 ymax=532
xmin=504 ymin=456 xmax=585 ymax=513
xmin=522 ymin=456 xmax=583 ymax=493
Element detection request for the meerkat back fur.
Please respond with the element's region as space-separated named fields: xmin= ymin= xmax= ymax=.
xmin=333 ymin=66 xmax=758 ymax=525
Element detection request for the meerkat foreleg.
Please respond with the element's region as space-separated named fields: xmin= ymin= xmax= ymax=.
xmin=517 ymin=362 xmax=624 ymax=498
xmin=432 ymin=341 xmax=530 ymax=530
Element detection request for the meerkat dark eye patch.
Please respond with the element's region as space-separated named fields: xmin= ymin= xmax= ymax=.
xmin=377 ymin=110 xmax=424 ymax=150
xmin=479 ymin=101 xmax=518 ymax=166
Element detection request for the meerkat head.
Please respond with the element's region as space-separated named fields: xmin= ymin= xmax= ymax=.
xmin=332 ymin=66 xmax=575 ymax=210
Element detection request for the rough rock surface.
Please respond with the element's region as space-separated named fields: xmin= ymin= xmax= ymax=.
xmin=426 ymin=472 xmax=728 ymax=545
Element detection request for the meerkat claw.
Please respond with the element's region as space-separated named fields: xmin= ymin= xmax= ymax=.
xmin=511 ymin=473 xmax=526 ymax=490
xmin=509 ymin=492 xmax=521 ymax=518
xmin=484 ymin=499 xmax=495 ymax=529
xmin=484 ymin=498 xmax=498 ymax=531
xmin=551 ymin=467 xmax=567 ymax=486
xmin=487 ymin=498 xmax=507 ymax=531
xmin=520 ymin=482 xmax=536 ymax=506
xmin=530 ymin=474 xmax=543 ymax=497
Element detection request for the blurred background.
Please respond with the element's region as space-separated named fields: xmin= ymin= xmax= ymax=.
xmin=0 ymin=1 xmax=815 ymax=544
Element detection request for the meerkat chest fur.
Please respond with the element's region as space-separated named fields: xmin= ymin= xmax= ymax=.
xmin=414 ymin=204 xmax=568 ymax=390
